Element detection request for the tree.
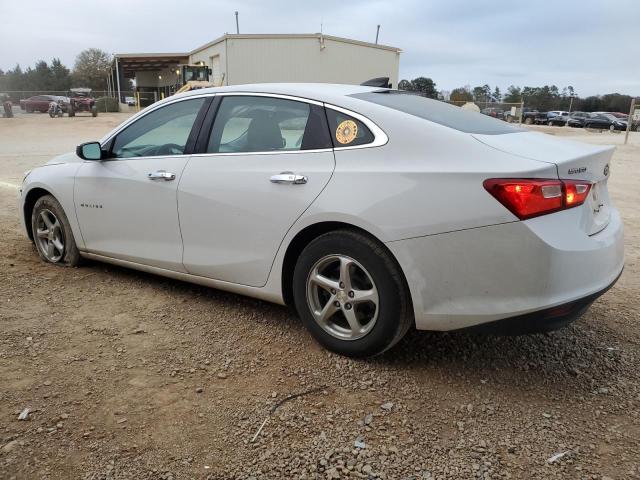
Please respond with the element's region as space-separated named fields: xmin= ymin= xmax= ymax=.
xmin=50 ymin=58 xmax=71 ymax=91
xmin=472 ymin=84 xmax=491 ymax=103
xmin=73 ymin=48 xmax=111 ymax=90
xmin=398 ymin=79 xmax=413 ymax=91
xmin=493 ymin=86 xmax=502 ymax=102
xmin=410 ymin=77 xmax=438 ymax=98
xmin=33 ymin=60 xmax=53 ymax=90
xmin=450 ymin=87 xmax=473 ymax=102
xmin=503 ymin=85 xmax=522 ymax=103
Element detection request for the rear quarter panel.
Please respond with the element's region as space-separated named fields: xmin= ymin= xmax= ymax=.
xmin=309 ymin=109 xmax=559 ymax=242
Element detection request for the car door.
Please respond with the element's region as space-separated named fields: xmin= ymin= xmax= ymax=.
xmin=74 ymin=96 xmax=209 ymax=271
xmin=178 ymin=94 xmax=335 ymax=287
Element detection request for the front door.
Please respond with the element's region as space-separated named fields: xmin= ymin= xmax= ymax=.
xmin=179 ymin=94 xmax=335 ymax=287
xmin=74 ymin=97 xmax=207 ymax=271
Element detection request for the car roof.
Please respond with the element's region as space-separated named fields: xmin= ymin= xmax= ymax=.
xmin=177 ymin=83 xmax=383 ymax=105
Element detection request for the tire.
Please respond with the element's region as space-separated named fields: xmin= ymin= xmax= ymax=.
xmin=524 ymin=117 xmax=533 ymax=125
xmin=292 ymin=230 xmax=413 ymax=357
xmin=31 ymin=195 xmax=81 ymax=267
xmin=68 ymin=107 xmax=75 ymax=117
xmin=609 ymin=124 xmax=615 ymax=132
xmin=548 ymin=121 xmax=553 ymax=127
xmin=91 ymin=106 xmax=98 ymax=117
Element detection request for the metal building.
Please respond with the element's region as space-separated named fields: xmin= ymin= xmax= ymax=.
xmin=112 ymin=33 xmax=401 ymax=105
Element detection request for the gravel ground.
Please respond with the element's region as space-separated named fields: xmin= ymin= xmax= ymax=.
xmin=0 ymin=114 xmax=639 ymax=480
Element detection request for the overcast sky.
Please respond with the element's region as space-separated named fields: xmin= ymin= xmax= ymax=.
xmin=1 ymin=0 xmax=638 ymax=96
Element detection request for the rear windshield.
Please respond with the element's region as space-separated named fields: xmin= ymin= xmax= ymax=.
xmin=350 ymin=91 xmax=521 ymax=135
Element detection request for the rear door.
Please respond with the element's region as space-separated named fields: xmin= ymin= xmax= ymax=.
xmin=178 ymin=94 xmax=335 ymax=286
xmin=74 ymin=96 xmax=209 ymax=271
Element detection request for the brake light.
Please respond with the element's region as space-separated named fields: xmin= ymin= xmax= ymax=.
xmin=483 ymin=179 xmax=592 ymax=220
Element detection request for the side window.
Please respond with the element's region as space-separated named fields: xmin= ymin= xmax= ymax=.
xmin=206 ymin=96 xmax=331 ymax=153
xmin=325 ymin=108 xmax=375 ymax=148
xmin=111 ymin=98 xmax=205 ymax=158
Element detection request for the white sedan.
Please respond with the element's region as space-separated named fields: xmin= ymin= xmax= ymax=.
xmin=20 ymin=84 xmax=624 ymax=357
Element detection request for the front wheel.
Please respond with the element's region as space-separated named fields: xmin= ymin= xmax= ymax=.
xmin=292 ymin=230 xmax=413 ymax=357
xmin=31 ymin=195 xmax=81 ymax=267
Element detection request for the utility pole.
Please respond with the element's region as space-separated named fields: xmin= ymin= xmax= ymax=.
xmin=235 ymin=11 xmax=239 ymax=34
xmin=375 ymin=25 xmax=380 ymax=44
xmin=625 ymin=98 xmax=635 ymax=145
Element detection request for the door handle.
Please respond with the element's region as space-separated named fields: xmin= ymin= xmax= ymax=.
xmin=270 ymin=172 xmax=307 ymax=185
xmin=148 ymin=170 xmax=176 ymax=181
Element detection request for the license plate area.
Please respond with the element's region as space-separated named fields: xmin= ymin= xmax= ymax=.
xmin=587 ymin=181 xmax=610 ymax=235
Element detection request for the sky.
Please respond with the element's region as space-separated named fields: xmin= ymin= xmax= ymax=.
xmin=1 ymin=0 xmax=639 ymax=97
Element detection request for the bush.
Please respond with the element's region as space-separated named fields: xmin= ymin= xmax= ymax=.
xmin=94 ymin=96 xmax=120 ymax=112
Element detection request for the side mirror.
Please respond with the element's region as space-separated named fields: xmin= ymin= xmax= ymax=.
xmin=76 ymin=142 xmax=103 ymax=160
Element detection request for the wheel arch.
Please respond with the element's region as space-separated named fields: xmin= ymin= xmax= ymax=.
xmin=280 ymin=221 xmax=413 ymax=313
xmin=23 ymin=187 xmax=55 ymax=241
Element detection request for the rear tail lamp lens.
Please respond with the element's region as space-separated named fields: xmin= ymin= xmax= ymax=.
xmin=483 ymin=179 xmax=592 ymax=220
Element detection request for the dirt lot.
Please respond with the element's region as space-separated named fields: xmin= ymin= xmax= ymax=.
xmin=1 ymin=113 xmax=639 ymax=480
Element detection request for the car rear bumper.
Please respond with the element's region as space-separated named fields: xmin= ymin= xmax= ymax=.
xmin=386 ymin=207 xmax=624 ymax=331
xmin=456 ymin=267 xmax=621 ymax=334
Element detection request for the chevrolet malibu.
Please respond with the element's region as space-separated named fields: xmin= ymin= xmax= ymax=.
xmin=20 ymin=84 xmax=624 ymax=357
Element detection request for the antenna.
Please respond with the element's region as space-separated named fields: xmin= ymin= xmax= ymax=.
xmin=235 ymin=11 xmax=239 ymax=34
xmin=375 ymin=24 xmax=380 ymax=44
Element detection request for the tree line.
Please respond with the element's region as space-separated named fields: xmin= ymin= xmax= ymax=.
xmin=0 ymin=48 xmax=119 ymax=94
xmin=400 ymin=77 xmax=636 ymax=113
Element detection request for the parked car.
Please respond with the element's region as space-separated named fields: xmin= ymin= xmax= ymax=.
xmin=566 ymin=112 xmax=590 ymax=128
xmin=584 ymin=113 xmax=627 ymax=131
xmin=481 ymin=107 xmax=504 ymax=120
xmin=20 ymin=84 xmax=624 ymax=357
xmin=20 ymin=95 xmax=69 ymax=113
xmin=125 ymin=96 xmax=137 ymax=106
xmin=547 ymin=111 xmax=571 ymax=126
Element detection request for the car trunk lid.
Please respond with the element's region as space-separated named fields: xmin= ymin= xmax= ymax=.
xmin=473 ymin=131 xmax=614 ymax=235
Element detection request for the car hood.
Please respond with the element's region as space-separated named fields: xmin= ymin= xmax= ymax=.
xmin=45 ymin=151 xmax=81 ymax=166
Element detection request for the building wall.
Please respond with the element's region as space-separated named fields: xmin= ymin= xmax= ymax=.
xmin=189 ymin=36 xmax=400 ymax=87
xmin=189 ymin=41 xmax=227 ymax=86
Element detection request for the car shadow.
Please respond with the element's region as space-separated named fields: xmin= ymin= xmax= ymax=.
xmin=87 ymin=261 xmax=629 ymax=394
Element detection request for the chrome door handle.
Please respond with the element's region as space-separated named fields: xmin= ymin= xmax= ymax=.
xmin=270 ymin=172 xmax=308 ymax=185
xmin=148 ymin=170 xmax=176 ymax=181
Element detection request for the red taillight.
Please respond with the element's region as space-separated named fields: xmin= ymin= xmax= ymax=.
xmin=483 ymin=178 xmax=592 ymax=220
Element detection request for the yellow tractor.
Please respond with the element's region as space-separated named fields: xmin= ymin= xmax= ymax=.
xmin=174 ymin=65 xmax=220 ymax=94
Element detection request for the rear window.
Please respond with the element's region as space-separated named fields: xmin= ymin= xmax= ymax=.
xmin=350 ymin=91 xmax=521 ymax=135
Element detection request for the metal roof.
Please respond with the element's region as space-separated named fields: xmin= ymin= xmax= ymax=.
xmin=190 ymin=33 xmax=401 ymax=55
xmin=113 ymin=53 xmax=190 ymax=77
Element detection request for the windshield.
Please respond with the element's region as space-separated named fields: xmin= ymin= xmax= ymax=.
xmin=350 ymin=91 xmax=521 ymax=135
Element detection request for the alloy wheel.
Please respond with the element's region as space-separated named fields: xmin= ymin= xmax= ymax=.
xmin=35 ymin=209 xmax=65 ymax=262
xmin=306 ymin=255 xmax=379 ymax=340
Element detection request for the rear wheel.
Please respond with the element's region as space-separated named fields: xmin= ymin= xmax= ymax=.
xmin=292 ymin=230 xmax=412 ymax=357
xmin=609 ymin=124 xmax=615 ymax=132
xmin=548 ymin=121 xmax=554 ymax=126
xmin=524 ymin=117 xmax=533 ymax=125
xmin=31 ymin=195 xmax=81 ymax=267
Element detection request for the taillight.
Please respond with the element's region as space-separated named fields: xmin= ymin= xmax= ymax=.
xmin=483 ymin=179 xmax=592 ymax=220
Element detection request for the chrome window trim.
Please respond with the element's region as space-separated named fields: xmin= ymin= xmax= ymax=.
xmin=190 ymin=148 xmax=334 ymax=158
xmin=101 ymin=91 xmax=389 ymax=157
xmin=324 ymin=103 xmax=389 ymax=150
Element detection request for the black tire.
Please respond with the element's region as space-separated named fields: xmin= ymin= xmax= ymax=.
xmin=91 ymin=106 xmax=98 ymax=117
xmin=31 ymin=195 xmax=81 ymax=267
xmin=68 ymin=107 xmax=75 ymax=117
xmin=524 ymin=117 xmax=533 ymax=125
xmin=292 ymin=230 xmax=413 ymax=357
